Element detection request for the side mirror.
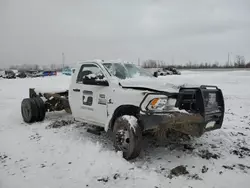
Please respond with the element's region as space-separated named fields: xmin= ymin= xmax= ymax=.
xmin=82 ymin=74 xmax=109 ymax=86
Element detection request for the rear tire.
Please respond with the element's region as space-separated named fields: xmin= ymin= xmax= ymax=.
xmin=21 ymin=98 xmax=38 ymax=123
xmin=113 ymin=115 xmax=142 ymax=160
xmin=32 ymin=97 xmax=46 ymax=122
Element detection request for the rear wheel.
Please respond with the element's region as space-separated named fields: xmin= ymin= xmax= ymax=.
xmin=21 ymin=98 xmax=38 ymax=123
xmin=113 ymin=115 xmax=142 ymax=160
xmin=32 ymin=97 xmax=46 ymax=122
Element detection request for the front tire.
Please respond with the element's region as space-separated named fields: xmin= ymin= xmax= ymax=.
xmin=113 ymin=115 xmax=142 ymax=160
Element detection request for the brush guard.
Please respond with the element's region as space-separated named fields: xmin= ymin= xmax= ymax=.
xmin=139 ymin=85 xmax=225 ymax=137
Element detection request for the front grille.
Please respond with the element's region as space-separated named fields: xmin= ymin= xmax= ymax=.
xmin=176 ymin=86 xmax=224 ymax=116
xmin=176 ymin=89 xmax=198 ymax=112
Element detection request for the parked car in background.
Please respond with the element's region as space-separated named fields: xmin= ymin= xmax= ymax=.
xmin=62 ymin=67 xmax=72 ymax=75
xmin=1 ymin=70 xmax=16 ymax=79
xmin=16 ymin=71 xmax=27 ymax=78
xmin=0 ymin=70 xmax=3 ymax=77
xmin=23 ymin=70 xmax=57 ymax=78
xmin=11 ymin=69 xmax=18 ymax=76
xmin=62 ymin=67 xmax=75 ymax=76
xmin=41 ymin=70 xmax=57 ymax=76
xmin=25 ymin=70 xmax=42 ymax=78
xmin=154 ymin=68 xmax=173 ymax=76
xmin=153 ymin=67 xmax=181 ymax=77
xmin=167 ymin=67 xmax=181 ymax=75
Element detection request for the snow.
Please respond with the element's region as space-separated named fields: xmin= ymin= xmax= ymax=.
xmin=76 ymin=59 xmax=104 ymax=65
xmin=34 ymin=88 xmax=68 ymax=95
xmin=1 ymin=70 xmax=250 ymax=188
xmin=85 ymin=73 xmax=108 ymax=81
xmin=96 ymin=77 xmax=108 ymax=82
xmin=122 ymin=115 xmax=138 ymax=132
xmin=166 ymin=108 xmax=191 ymax=114
xmin=86 ymin=74 xmax=96 ymax=79
xmin=120 ymin=77 xmax=180 ymax=93
xmin=30 ymin=74 xmax=70 ymax=94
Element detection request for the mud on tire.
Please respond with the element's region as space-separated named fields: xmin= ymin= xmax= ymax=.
xmin=113 ymin=115 xmax=142 ymax=160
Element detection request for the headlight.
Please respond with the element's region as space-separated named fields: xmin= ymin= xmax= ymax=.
xmin=147 ymin=97 xmax=176 ymax=111
xmin=148 ymin=98 xmax=167 ymax=110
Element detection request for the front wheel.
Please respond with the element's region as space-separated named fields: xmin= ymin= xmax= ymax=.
xmin=113 ymin=115 xmax=142 ymax=160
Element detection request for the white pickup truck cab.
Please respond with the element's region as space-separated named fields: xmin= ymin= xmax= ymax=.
xmin=21 ymin=60 xmax=225 ymax=160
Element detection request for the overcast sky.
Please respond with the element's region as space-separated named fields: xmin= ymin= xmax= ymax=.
xmin=1 ymin=0 xmax=250 ymax=68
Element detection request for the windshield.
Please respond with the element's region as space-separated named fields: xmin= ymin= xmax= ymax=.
xmin=103 ymin=63 xmax=153 ymax=79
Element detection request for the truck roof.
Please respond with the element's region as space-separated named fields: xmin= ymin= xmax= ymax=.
xmin=76 ymin=59 xmax=134 ymax=65
xmin=76 ymin=59 xmax=104 ymax=64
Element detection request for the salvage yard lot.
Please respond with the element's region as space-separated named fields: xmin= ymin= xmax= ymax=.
xmin=1 ymin=70 xmax=250 ymax=188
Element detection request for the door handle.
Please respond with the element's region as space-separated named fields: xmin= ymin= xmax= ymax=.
xmin=73 ymin=88 xmax=80 ymax=92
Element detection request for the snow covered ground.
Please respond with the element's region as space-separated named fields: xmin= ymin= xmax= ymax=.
xmin=1 ymin=70 xmax=250 ymax=188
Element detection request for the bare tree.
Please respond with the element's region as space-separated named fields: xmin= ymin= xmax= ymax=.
xmin=234 ymin=55 xmax=245 ymax=68
xmin=142 ymin=59 xmax=158 ymax=68
xmin=246 ymin=62 xmax=250 ymax=68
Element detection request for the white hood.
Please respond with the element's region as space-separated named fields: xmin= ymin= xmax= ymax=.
xmin=119 ymin=77 xmax=182 ymax=93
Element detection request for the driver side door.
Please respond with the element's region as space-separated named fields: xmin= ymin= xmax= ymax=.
xmin=71 ymin=63 xmax=110 ymax=127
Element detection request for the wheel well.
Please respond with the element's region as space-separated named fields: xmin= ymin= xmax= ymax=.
xmin=109 ymin=105 xmax=140 ymax=131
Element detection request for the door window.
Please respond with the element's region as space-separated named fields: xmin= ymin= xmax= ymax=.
xmin=76 ymin=64 xmax=104 ymax=83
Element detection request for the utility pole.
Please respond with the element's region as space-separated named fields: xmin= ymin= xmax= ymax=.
xmin=171 ymin=56 xmax=175 ymax=65
xmin=62 ymin=52 xmax=65 ymax=69
xmin=228 ymin=52 xmax=232 ymax=67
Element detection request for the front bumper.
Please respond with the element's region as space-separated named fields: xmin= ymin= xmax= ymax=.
xmin=139 ymin=111 xmax=223 ymax=137
xmin=138 ymin=85 xmax=225 ymax=137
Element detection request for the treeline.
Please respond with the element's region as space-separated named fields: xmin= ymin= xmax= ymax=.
xmin=3 ymin=55 xmax=250 ymax=71
xmin=142 ymin=55 xmax=250 ymax=69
